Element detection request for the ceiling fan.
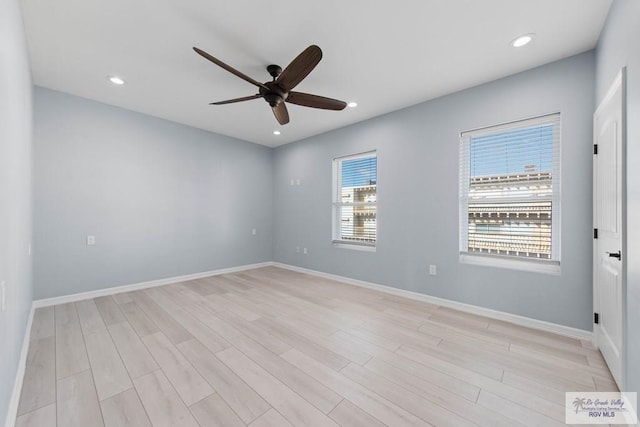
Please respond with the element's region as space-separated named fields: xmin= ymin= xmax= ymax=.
xmin=193 ymin=45 xmax=346 ymax=125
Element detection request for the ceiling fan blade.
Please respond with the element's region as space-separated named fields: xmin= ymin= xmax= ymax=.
xmin=210 ymin=94 xmax=261 ymax=105
xmin=193 ymin=47 xmax=269 ymax=91
xmin=272 ymin=103 xmax=290 ymax=125
xmin=287 ymin=92 xmax=347 ymax=110
xmin=276 ymin=45 xmax=322 ymax=91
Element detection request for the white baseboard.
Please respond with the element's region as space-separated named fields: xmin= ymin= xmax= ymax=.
xmin=273 ymin=262 xmax=593 ymax=341
xmin=32 ymin=261 xmax=273 ymax=308
xmin=4 ymin=304 xmax=35 ymax=427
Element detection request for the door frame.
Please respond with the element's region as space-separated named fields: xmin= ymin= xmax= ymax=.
xmin=593 ymin=67 xmax=627 ymax=390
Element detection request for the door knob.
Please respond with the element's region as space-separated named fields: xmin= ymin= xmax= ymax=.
xmin=606 ymin=251 xmax=621 ymax=260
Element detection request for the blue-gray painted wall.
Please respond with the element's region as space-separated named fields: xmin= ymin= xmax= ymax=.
xmin=273 ymin=51 xmax=596 ymax=331
xmin=33 ymin=87 xmax=274 ymax=299
xmin=0 ymin=0 xmax=33 ymax=423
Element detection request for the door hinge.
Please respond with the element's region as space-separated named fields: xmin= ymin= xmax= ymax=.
xmin=594 ymin=312 xmax=600 ymax=324
xmin=593 ymin=228 xmax=598 ymax=239
xmin=594 ymin=144 xmax=598 ymax=155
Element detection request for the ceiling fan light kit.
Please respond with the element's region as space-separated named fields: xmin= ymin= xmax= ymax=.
xmin=193 ymin=45 xmax=347 ymax=125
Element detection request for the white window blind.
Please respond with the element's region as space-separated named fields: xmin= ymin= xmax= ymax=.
xmin=332 ymin=152 xmax=377 ymax=246
xmin=459 ymin=114 xmax=560 ymax=266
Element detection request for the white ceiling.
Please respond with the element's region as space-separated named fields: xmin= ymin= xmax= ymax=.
xmin=21 ymin=0 xmax=611 ymax=147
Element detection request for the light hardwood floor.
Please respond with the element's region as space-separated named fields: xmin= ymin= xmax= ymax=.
xmin=15 ymin=267 xmax=616 ymax=426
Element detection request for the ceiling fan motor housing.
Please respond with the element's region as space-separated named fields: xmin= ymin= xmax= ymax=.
xmin=260 ymin=82 xmax=288 ymax=107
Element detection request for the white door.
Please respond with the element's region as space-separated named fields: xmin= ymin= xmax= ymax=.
xmin=593 ymin=69 xmax=625 ymax=388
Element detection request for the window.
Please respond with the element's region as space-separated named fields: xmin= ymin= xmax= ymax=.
xmin=459 ymin=113 xmax=560 ymax=272
xmin=332 ymin=151 xmax=377 ymax=248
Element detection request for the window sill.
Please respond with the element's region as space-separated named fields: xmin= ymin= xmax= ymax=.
xmin=459 ymin=253 xmax=560 ymax=275
xmin=333 ymin=242 xmax=376 ymax=252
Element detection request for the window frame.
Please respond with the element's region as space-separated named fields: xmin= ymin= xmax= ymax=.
xmin=332 ymin=150 xmax=377 ymax=251
xmin=458 ymin=113 xmax=561 ymax=274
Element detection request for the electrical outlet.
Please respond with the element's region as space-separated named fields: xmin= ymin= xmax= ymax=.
xmin=252 ymin=228 xmax=257 ymax=236
xmin=296 ymin=246 xmax=300 ymax=253
xmin=429 ymin=265 xmax=437 ymax=276
xmin=290 ymin=179 xmax=295 ymax=186
xmin=1 ymin=281 xmax=5 ymax=313
xmin=87 ymin=235 xmax=96 ymax=245
xmin=296 ymin=178 xmax=301 ymax=186
xmin=303 ymin=247 xmax=308 ymax=255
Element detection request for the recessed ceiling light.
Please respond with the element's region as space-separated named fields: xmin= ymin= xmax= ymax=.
xmin=273 ymin=130 xmax=281 ymax=135
xmin=511 ymin=33 xmax=535 ymax=48
xmin=347 ymin=101 xmax=358 ymax=108
xmin=108 ymin=76 xmax=125 ymax=85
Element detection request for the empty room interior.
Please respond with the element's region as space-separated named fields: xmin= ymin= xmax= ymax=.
xmin=2 ymin=0 xmax=639 ymax=426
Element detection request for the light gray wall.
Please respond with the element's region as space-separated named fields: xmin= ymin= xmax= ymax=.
xmin=274 ymin=51 xmax=595 ymax=331
xmin=596 ymin=0 xmax=640 ymax=396
xmin=33 ymin=87 xmax=273 ymax=299
xmin=0 ymin=0 xmax=33 ymax=424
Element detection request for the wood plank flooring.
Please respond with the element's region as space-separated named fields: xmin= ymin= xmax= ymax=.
xmin=15 ymin=267 xmax=616 ymax=426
